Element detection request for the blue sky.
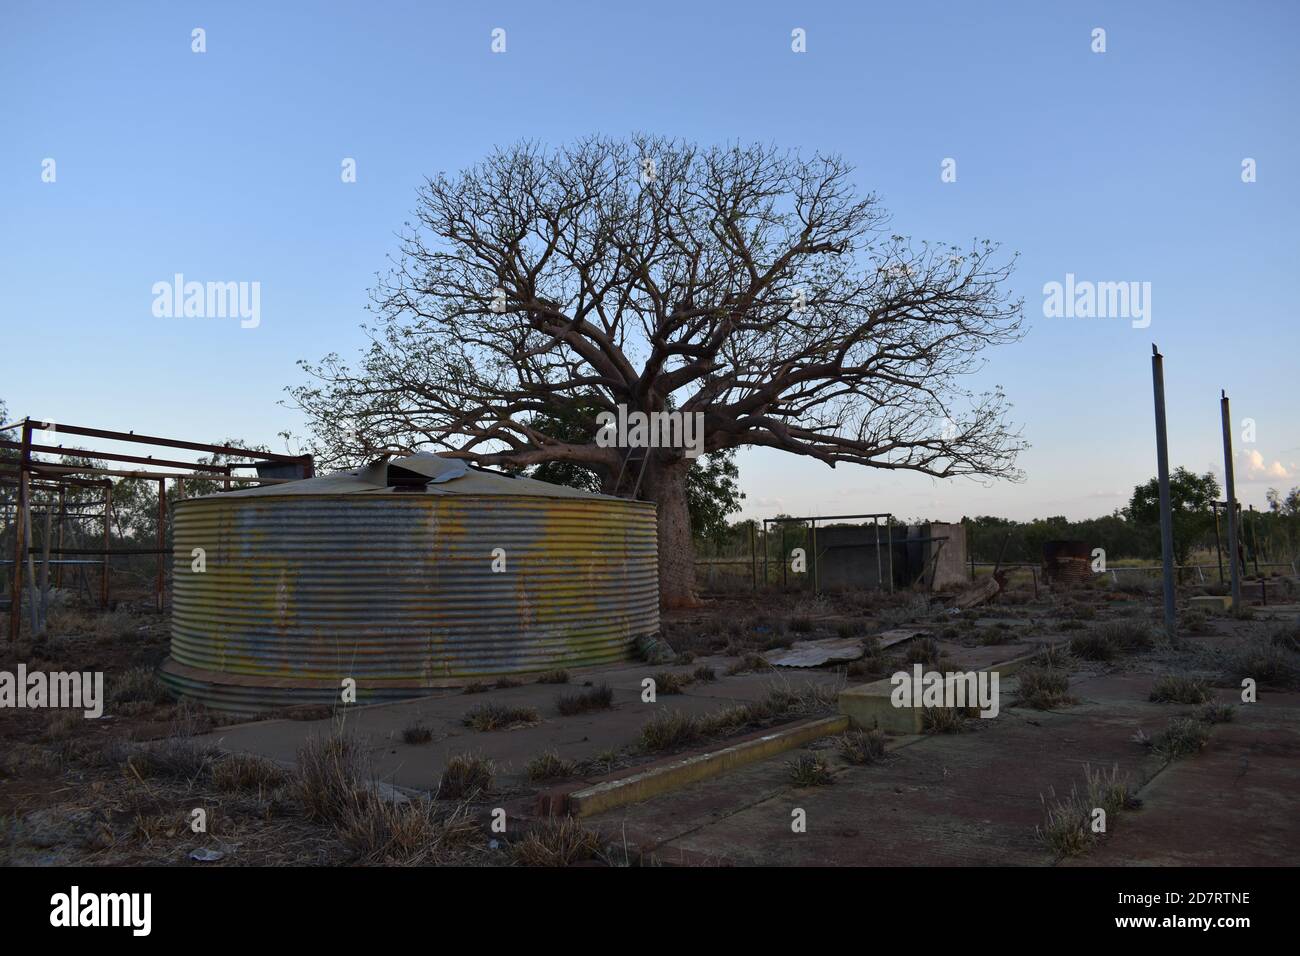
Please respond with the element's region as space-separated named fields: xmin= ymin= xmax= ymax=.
xmin=2 ymin=0 xmax=1296 ymax=522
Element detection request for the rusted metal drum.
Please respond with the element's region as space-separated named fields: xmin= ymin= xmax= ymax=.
xmin=1042 ymin=540 xmax=1092 ymax=584
xmin=160 ymin=456 xmax=658 ymax=713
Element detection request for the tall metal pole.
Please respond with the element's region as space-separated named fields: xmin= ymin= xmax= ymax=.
xmin=1220 ymin=391 xmax=1242 ymax=608
xmin=1151 ymin=346 xmax=1177 ymax=640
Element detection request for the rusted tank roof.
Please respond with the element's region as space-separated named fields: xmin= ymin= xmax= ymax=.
xmin=216 ymin=452 xmax=620 ymax=500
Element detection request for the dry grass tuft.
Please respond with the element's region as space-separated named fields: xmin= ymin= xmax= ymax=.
xmin=1224 ymin=636 xmax=1298 ymax=688
xmin=652 ymin=671 xmax=693 ymax=695
xmin=1016 ymin=666 xmax=1074 ymax=710
xmin=1198 ymin=701 xmax=1235 ymax=724
xmin=555 ymin=683 xmax=614 ymax=716
xmin=525 ymin=750 xmax=577 ymax=783
xmin=401 ymin=722 xmax=433 ymax=745
xmin=1149 ymin=675 xmax=1212 ymax=704
xmin=836 ymin=728 xmax=886 ymax=765
xmin=512 ymin=817 xmax=602 ymax=867
xmin=339 ymin=796 xmax=480 ymax=865
xmin=921 ymin=707 xmax=969 ymax=734
xmin=1070 ymin=620 xmax=1154 ymax=662
xmin=121 ymin=738 xmax=220 ymax=783
xmin=295 ymin=733 xmax=370 ymax=826
xmin=437 ymin=753 xmax=494 ymax=799
xmin=725 ymin=653 xmax=769 ymax=675
xmin=1148 ymin=716 xmax=1211 ymax=761
xmin=1036 ymin=763 xmax=1132 ymax=858
xmin=43 ymin=709 xmax=83 ymax=742
xmin=462 ymin=703 xmax=541 ymax=732
xmin=787 ymin=752 xmax=834 ymax=786
xmin=109 ymin=666 xmax=170 ymax=706
xmin=211 ymin=753 xmax=291 ymax=793
xmin=638 ymin=709 xmax=700 ymax=752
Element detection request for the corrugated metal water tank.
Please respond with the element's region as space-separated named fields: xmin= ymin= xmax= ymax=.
xmin=160 ymin=454 xmax=659 ymax=713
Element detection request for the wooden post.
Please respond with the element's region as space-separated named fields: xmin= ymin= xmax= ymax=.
xmin=749 ymin=521 xmax=756 ymax=592
xmin=968 ymin=523 xmax=976 ymax=580
xmin=874 ymin=517 xmax=883 ymax=592
xmin=1212 ymin=503 xmax=1224 ymax=584
xmin=101 ymin=484 xmax=112 ymax=609
xmin=39 ymin=501 xmax=53 ymax=632
xmin=156 ymin=477 xmax=166 ymax=612
xmin=55 ymin=487 xmax=66 ymax=589
xmin=8 ymin=422 xmax=31 ymax=641
xmin=887 ymin=515 xmax=895 ymax=593
xmin=23 ymin=489 xmax=38 ymax=634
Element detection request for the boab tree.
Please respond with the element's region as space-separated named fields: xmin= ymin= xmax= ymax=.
xmin=290 ymin=136 xmax=1026 ymax=606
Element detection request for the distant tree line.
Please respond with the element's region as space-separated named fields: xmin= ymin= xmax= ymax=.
xmin=700 ymin=466 xmax=1300 ymax=570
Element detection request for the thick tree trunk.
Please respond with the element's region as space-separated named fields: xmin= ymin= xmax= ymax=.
xmin=641 ymin=459 xmax=698 ymax=609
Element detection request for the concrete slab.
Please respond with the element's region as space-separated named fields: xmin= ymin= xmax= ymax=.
xmin=589 ymin=665 xmax=1299 ymax=866
xmin=196 ymin=660 xmax=844 ymax=792
xmin=1062 ymin=690 xmax=1300 ymax=866
xmin=594 ymin=706 xmax=1157 ymax=865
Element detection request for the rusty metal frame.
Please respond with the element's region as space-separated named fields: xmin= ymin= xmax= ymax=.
xmin=4 ymin=418 xmax=314 ymax=641
xmin=761 ymin=512 xmax=896 ymax=595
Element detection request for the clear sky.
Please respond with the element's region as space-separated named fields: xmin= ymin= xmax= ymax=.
xmin=2 ymin=1 xmax=1296 ymax=523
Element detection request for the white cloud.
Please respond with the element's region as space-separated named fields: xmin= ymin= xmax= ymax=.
xmin=1241 ymin=449 xmax=1291 ymax=481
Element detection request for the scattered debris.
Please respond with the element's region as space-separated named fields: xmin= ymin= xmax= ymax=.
xmin=635 ymin=633 xmax=676 ymax=664
xmin=762 ymin=637 xmax=865 ymax=668
xmin=877 ymin=628 xmax=931 ymax=649
xmin=950 ymin=575 xmax=1003 ymax=610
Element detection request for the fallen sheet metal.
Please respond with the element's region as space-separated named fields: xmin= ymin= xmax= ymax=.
xmin=762 ymin=638 xmax=866 ymax=668
xmin=877 ymin=628 xmax=930 ymax=648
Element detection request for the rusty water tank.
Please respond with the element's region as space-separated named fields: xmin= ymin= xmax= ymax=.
xmin=160 ymin=454 xmax=659 ymax=713
xmin=1042 ymin=540 xmax=1092 ymax=584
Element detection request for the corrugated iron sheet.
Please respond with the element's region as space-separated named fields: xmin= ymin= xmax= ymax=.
xmin=161 ymin=492 xmax=658 ymax=713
